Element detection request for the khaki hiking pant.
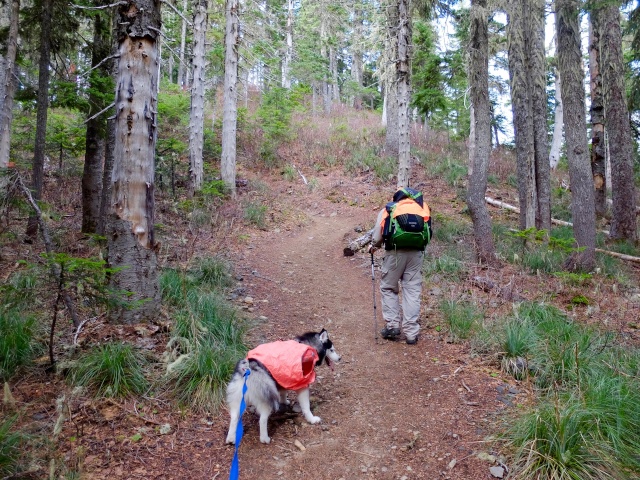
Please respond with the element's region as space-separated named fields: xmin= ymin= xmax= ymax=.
xmin=380 ymin=249 xmax=424 ymax=340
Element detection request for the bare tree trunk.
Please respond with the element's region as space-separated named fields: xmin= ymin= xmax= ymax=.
xmin=556 ymin=0 xmax=596 ymax=271
xmin=596 ymin=3 xmax=638 ymax=242
xmin=589 ymin=16 xmax=607 ymax=218
xmin=351 ymin=2 xmax=364 ymax=109
xmin=0 ymin=0 xmax=19 ymax=190
xmin=320 ymin=12 xmax=331 ymax=114
xmin=221 ymin=0 xmax=239 ymax=197
xmin=396 ymin=0 xmax=411 ymax=188
xmin=188 ymin=0 xmax=207 ymax=195
xmin=549 ymin=69 xmax=563 ymax=170
xmin=26 ymin=0 xmax=53 ymax=239
xmin=82 ymin=8 xmax=111 ymax=234
xmin=330 ymin=46 xmax=340 ymax=102
xmin=529 ymin=0 xmax=551 ymax=233
xmin=178 ymin=0 xmax=188 ymax=88
xmin=107 ymin=0 xmax=161 ymax=324
xmin=467 ymin=0 xmax=497 ymax=266
xmin=282 ymin=0 xmax=293 ymax=89
xmin=384 ymin=1 xmax=399 ymax=156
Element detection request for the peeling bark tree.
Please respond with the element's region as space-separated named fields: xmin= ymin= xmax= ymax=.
xmin=556 ymin=0 xmax=596 ymax=271
xmin=107 ymin=0 xmax=162 ymax=323
xmin=188 ymin=0 xmax=208 ymax=195
xmin=588 ymin=16 xmax=607 ymax=218
xmin=466 ymin=0 xmax=497 ymax=266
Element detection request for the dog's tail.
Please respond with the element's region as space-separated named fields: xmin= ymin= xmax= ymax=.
xmin=227 ymin=359 xmax=280 ymax=412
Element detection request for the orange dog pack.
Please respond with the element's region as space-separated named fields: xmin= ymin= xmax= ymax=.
xmin=247 ymin=340 xmax=319 ymax=390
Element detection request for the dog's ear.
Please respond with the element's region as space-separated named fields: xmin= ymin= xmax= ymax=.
xmin=319 ymin=329 xmax=328 ymax=342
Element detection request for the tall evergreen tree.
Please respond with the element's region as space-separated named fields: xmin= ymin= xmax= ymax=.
xmin=593 ymin=1 xmax=637 ymax=242
xmin=0 ymin=0 xmax=19 ymax=187
xmin=188 ymin=0 xmax=208 ymax=194
xmin=26 ymin=0 xmax=53 ymax=239
xmin=467 ymin=0 xmax=497 ymax=265
xmin=221 ymin=0 xmax=240 ymax=196
xmin=82 ymin=4 xmax=113 ymax=234
xmin=556 ymin=0 xmax=596 ymax=271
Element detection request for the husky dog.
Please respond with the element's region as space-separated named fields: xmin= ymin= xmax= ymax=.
xmin=225 ymin=328 xmax=341 ymax=444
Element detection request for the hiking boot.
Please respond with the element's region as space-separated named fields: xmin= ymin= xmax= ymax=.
xmin=380 ymin=327 xmax=401 ymax=340
xmin=406 ymin=337 xmax=418 ymax=345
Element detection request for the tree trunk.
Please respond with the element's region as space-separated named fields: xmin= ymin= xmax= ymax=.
xmin=82 ymin=8 xmax=111 ymax=234
xmin=188 ymin=0 xmax=208 ymax=195
xmin=107 ymin=0 xmax=162 ymax=324
xmin=596 ymin=3 xmax=638 ymax=242
xmin=467 ymin=0 xmax=497 ymax=266
xmin=549 ymin=69 xmax=563 ymax=170
xmin=507 ymin=0 xmax=537 ymax=231
xmin=178 ymin=0 xmax=188 ymax=88
xmin=588 ymin=16 xmax=607 ymax=218
xmin=351 ymin=2 xmax=364 ymax=109
xmin=26 ymin=0 xmax=53 ymax=239
xmin=384 ymin=1 xmax=399 ymax=157
xmin=556 ymin=0 xmax=596 ymax=271
xmin=320 ymin=14 xmax=331 ymax=114
xmin=282 ymin=0 xmax=293 ymax=89
xmin=396 ymin=0 xmax=411 ymax=188
xmin=330 ymin=46 xmax=340 ymax=102
xmin=529 ymin=0 xmax=550 ymax=233
xmin=221 ymin=0 xmax=239 ymax=197
xmin=0 ymin=0 xmax=19 ymax=189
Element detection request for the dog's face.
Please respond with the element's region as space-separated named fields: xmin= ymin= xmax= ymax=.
xmin=297 ymin=328 xmax=341 ymax=371
xmin=319 ymin=329 xmax=341 ymax=371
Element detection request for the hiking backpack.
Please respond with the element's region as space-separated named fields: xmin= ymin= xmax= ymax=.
xmin=381 ymin=187 xmax=432 ymax=251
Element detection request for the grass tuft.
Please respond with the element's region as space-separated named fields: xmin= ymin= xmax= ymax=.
xmin=68 ymin=342 xmax=149 ymax=398
xmin=0 ymin=416 xmax=23 ymax=477
xmin=440 ymin=300 xmax=481 ymax=342
xmin=0 ymin=309 xmax=39 ymax=381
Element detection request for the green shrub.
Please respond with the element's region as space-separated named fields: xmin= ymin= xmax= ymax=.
xmin=68 ymin=342 xmax=149 ymax=398
xmin=499 ymin=303 xmax=640 ymax=478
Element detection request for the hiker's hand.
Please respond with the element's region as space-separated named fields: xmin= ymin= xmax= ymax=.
xmin=368 ymin=245 xmax=378 ymax=254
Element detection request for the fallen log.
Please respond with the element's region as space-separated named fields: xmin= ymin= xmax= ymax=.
xmin=486 ymin=196 xmax=640 ymax=264
xmin=343 ymin=229 xmax=374 ymax=256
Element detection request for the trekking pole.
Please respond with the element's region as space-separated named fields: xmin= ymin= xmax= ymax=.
xmin=370 ymin=251 xmax=379 ymax=343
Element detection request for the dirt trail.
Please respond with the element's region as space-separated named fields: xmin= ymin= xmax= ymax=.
xmin=233 ymin=205 xmax=504 ymax=480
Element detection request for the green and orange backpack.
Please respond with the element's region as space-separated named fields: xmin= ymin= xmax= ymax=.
xmin=381 ymin=187 xmax=432 ymax=251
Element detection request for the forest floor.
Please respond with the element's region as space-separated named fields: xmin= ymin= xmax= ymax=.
xmin=5 ymin=157 xmax=640 ymax=480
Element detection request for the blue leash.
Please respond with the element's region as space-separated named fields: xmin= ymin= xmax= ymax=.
xmin=229 ymin=368 xmax=250 ymax=480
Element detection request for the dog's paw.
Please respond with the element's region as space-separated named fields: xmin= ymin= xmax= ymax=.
xmin=260 ymin=436 xmax=271 ymax=444
xmin=225 ymin=436 xmax=236 ymax=445
xmin=306 ymin=415 xmax=321 ymax=424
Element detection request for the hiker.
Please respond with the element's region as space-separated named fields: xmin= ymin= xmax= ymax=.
xmin=369 ymin=187 xmax=432 ymax=345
